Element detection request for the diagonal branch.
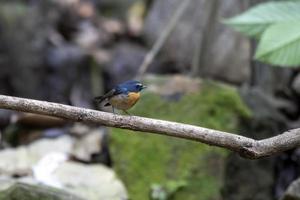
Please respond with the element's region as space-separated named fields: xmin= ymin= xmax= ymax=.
xmin=0 ymin=94 xmax=299 ymax=159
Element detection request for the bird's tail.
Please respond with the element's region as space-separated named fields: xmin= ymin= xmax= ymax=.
xmin=94 ymin=95 xmax=111 ymax=107
xmin=94 ymin=96 xmax=106 ymax=103
xmin=94 ymin=89 xmax=115 ymax=105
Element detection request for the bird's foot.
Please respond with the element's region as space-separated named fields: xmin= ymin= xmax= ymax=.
xmin=123 ymin=110 xmax=132 ymax=116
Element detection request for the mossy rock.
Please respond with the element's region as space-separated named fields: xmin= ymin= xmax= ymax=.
xmin=0 ymin=182 xmax=83 ymax=200
xmin=110 ymin=81 xmax=250 ymax=200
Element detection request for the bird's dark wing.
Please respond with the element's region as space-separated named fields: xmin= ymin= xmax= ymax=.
xmin=94 ymin=89 xmax=117 ymax=103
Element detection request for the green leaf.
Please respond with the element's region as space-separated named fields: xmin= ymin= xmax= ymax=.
xmin=254 ymin=22 xmax=300 ymax=67
xmin=224 ymin=1 xmax=300 ymax=37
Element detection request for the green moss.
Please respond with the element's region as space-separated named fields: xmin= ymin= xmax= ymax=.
xmin=110 ymin=81 xmax=250 ymax=200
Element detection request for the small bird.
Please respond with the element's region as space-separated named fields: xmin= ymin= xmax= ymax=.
xmin=94 ymin=80 xmax=147 ymax=114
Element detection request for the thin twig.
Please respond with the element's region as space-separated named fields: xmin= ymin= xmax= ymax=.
xmin=136 ymin=0 xmax=192 ymax=79
xmin=0 ymin=94 xmax=299 ymax=159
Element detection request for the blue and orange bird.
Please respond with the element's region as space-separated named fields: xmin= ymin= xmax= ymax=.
xmin=94 ymin=80 xmax=146 ymax=114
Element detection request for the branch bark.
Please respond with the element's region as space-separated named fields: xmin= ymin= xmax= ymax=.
xmin=0 ymin=94 xmax=299 ymax=159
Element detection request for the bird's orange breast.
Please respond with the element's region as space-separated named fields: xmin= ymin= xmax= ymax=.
xmin=127 ymin=92 xmax=140 ymax=105
xmin=109 ymin=92 xmax=140 ymax=110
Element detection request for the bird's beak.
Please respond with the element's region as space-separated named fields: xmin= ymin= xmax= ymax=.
xmin=142 ymin=85 xmax=147 ymax=89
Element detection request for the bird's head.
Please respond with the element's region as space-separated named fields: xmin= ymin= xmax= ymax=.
xmin=118 ymin=80 xmax=147 ymax=93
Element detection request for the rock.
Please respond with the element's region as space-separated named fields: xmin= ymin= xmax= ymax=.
xmin=27 ymin=136 xmax=73 ymax=163
xmin=144 ymin=74 xmax=202 ymax=96
xmin=0 ymin=1 xmax=101 ymax=106
xmin=222 ymin=153 xmax=275 ymax=200
xmin=144 ymin=0 xmax=205 ymax=71
xmin=101 ymin=18 xmax=125 ymax=36
xmin=275 ymin=150 xmax=300 ymax=199
xmin=0 ymin=147 xmax=32 ymax=176
xmin=32 ymin=155 xmax=126 ymax=200
xmin=15 ymin=114 xmax=67 ymax=128
xmin=74 ymin=21 xmax=101 ymax=50
xmin=143 ymin=0 xmax=250 ymax=84
xmin=54 ymin=161 xmax=128 ymax=200
xmin=127 ymin=1 xmax=146 ymax=36
xmin=70 ymin=124 xmax=111 ymax=165
xmin=43 ymin=128 xmax=67 ymax=138
xmin=32 ymin=155 xmax=126 ymax=199
xmin=282 ymin=178 xmax=300 ymax=200
xmin=0 ymin=136 xmax=73 ymax=176
xmin=0 ymin=2 xmax=50 ymax=99
xmin=33 ymin=152 xmax=69 ymax=188
xmin=0 ymin=131 xmax=107 ymax=176
xmin=292 ymin=73 xmax=300 ymax=95
xmin=0 ymin=110 xmax=14 ymax=128
xmin=0 ymin=133 xmax=127 ymax=200
xmin=199 ymin=0 xmax=250 ymax=83
xmin=45 ymin=43 xmax=87 ymax=104
xmin=0 ymin=180 xmax=83 ymax=200
xmin=95 ymin=0 xmax=142 ymax=18
xmin=72 ymin=128 xmax=104 ymax=162
xmin=240 ymin=86 xmax=295 ymax=122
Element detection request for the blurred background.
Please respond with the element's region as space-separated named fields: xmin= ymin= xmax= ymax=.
xmin=0 ymin=0 xmax=299 ymax=200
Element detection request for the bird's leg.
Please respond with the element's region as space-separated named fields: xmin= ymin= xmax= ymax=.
xmin=123 ymin=110 xmax=132 ymax=116
xmin=112 ymin=106 xmax=115 ymax=114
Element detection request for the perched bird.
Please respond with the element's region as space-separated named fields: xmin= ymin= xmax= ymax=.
xmin=94 ymin=80 xmax=146 ymax=114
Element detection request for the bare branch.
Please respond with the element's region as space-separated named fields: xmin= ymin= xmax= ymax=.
xmin=0 ymin=94 xmax=299 ymax=159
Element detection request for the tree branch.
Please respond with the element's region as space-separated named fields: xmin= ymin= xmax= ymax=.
xmin=0 ymin=94 xmax=299 ymax=159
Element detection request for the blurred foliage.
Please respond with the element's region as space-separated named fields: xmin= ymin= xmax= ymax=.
xmin=110 ymin=81 xmax=251 ymax=200
xmin=225 ymin=1 xmax=300 ymax=67
xmin=150 ymin=180 xmax=187 ymax=200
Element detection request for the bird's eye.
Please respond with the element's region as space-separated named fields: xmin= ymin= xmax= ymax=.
xmin=136 ymin=84 xmax=143 ymax=90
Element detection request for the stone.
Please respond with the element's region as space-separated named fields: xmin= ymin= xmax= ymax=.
xmin=0 ymin=147 xmax=31 ymax=176
xmin=0 ymin=132 xmax=106 ymax=176
xmin=292 ymin=74 xmax=300 ymax=95
xmin=54 ymin=161 xmax=128 ymax=200
xmin=0 ymin=2 xmax=50 ymax=99
xmin=282 ymin=178 xmax=300 ymax=200
xmin=0 ymin=180 xmax=83 ymax=200
xmin=143 ymin=0 xmax=250 ymax=83
xmin=33 ymin=152 xmax=68 ymax=188
xmin=0 ymin=1 xmax=100 ymax=106
xmin=0 ymin=110 xmax=13 ymax=128
xmin=95 ymin=0 xmax=142 ymax=18
xmin=222 ymin=153 xmax=274 ymax=200
xmin=127 ymin=1 xmax=146 ymax=36
xmin=144 ymin=74 xmax=202 ymax=96
xmin=0 ymin=133 xmax=127 ymax=200
xmin=33 ymin=156 xmax=127 ymax=200
xmin=0 ymin=136 xmax=73 ymax=176
xmin=72 ymin=128 xmax=104 ymax=162
xmin=28 ymin=136 xmax=73 ymax=163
